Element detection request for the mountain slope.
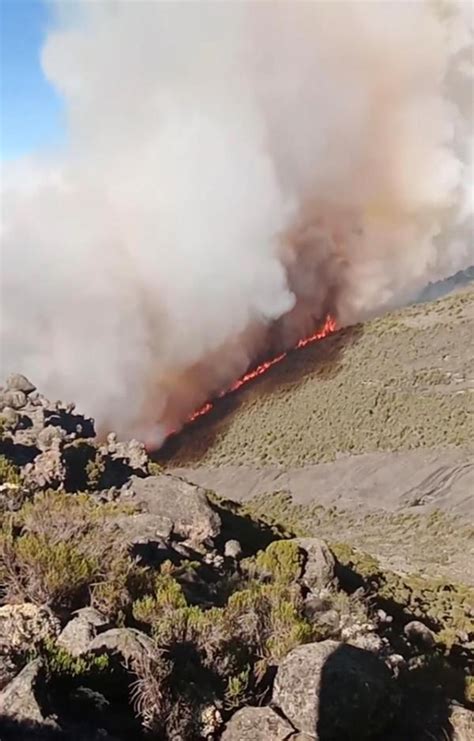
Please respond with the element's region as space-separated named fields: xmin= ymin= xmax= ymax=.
xmin=161 ymin=287 xmax=473 ymax=467
xmin=161 ymin=288 xmax=474 ymax=583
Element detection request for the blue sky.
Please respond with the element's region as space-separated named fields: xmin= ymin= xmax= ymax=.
xmin=1 ymin=0 xmax=65 ymax=160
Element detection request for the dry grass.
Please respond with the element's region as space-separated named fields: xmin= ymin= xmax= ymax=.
xmin=243 ymin=492 xmax=474 ymax=585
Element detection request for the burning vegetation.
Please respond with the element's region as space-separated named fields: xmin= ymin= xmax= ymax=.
xmin=187 ymin=315 xmax=337 ymax=428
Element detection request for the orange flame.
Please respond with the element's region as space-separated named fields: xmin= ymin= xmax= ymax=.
xmin=187 ymin=314 xmax=336 ymax=425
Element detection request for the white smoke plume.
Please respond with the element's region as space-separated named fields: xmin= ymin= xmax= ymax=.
xmin=1 ymin=0 xmax=473 ymax=446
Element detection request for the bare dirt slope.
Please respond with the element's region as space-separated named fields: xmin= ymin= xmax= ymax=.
xmin=162 ymin=288 xmax=474 ymax=583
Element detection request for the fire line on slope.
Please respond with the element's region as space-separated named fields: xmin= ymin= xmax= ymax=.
xmin=186 ymin=314 xmax=337 ymax=426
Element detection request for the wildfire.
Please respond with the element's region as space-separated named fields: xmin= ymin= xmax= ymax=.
xmin=187 ymin=314 xmax=337 ymax=425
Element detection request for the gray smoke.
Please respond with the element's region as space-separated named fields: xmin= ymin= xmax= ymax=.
xmin=1 ymin=0 xmax=473 ymax=446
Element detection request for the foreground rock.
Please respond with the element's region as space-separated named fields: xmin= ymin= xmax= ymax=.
xmin=221 ymin=706 xmax=295 ymax=740
xmin=273 ymin=640 xmax=396 ymax=738
xmin=0 ymin=659 xmax=58 ymax=730
xmin=120 ymin=474 xmax=221 ymax=546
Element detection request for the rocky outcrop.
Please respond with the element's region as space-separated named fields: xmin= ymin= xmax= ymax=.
xmin=403 ymin=620 xmax=436 ymax=649
xmin=0 ymin=376 xmax=148 ymax=493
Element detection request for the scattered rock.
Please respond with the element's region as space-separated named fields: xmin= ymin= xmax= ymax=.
xmin=348 ymin=632 xmax=385 ymax=653
xmin=273 ymin=640 xmax=396 ymax=738
xmin=451 ymin=704 xmax=474 ymax=741
xmin=302 ymin=593 xmax=328 ymax=622
xmin=385 ymin=653 xmax=406 ymax=675
xmin=0 ymin=390 xmax=27 ymax=411
xmin=404 ymin=620 xmax=436 ymax=648
xmin=313 ymin=608 xmax=340 ymax=633
xmin=203 ymin=551 xmax=225 ymax=569
xmin=0 ymin=659 xmax=57 ymax=729
xmin=23 ymin=441 xmax=66 ymax=489
xmin=294 ymin=538 xmax=335 ymax=592
xmin=221 ymin=706 xmax=295 ymax=740
xmin=101 ymin=433 xmax=148 ymax=473
xmin=224 ymin=539 xmax=242 ymax=559
xmin=0 ymin=408 xmax=20 ymax=429
xmin=5 ymin=374 xmax=36 ymax=395
xmin=121 ymin=474 xmax=221 ymax=546
xmin=57 ymin=608 xmax=109 ymax=657
xmin=88 ymin=628 xmax=155 ymax=670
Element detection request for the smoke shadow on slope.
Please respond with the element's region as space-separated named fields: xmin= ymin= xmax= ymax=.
xmin=154 ymin=323 xmax=364 ymax=466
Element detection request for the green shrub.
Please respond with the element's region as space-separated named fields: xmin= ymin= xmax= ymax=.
xmin=0 ymin=490 xmax=138 ymax=616
xmin=252 ymin=539 xmax=303 ymax=584
xmin=41 ymin=638 xmax=110 ymax=679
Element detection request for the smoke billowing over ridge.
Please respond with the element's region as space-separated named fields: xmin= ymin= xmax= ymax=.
xmin=1 ymin=1 xmax=473 ymax=446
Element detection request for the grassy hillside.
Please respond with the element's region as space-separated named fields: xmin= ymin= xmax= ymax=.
xmin=159 ymin=288 xmax=473 ymax=468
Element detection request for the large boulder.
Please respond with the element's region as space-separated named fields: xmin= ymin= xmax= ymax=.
xmin=88 ymin=628 xmax=155 ymax=670
xmin=119 ymin=474 xmax=221 ymax=546
xmin=273 ymin=640 xmax=397 ymax=739
xmin=294 ymin=538 xmax=335 ymax=592
xmin=221 ymin=706 xmax=295 ymax=740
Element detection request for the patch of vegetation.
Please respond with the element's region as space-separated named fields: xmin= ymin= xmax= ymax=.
xmin=130 ymin=544 xmax=314 ymax=737
xmin=0 ymin=454 xmax=21 ymax=486
xmin=41 ymin=638 xmax=111 ymax=679
xmin=243 ymin=491 xmax=473 ymax=586
xmin=0 ymin=489 xmax=143 ymax=615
